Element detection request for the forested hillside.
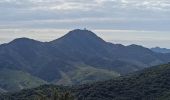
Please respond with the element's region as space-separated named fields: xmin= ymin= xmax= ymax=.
xmin=2 ymin=63 xmax=170 ymax=100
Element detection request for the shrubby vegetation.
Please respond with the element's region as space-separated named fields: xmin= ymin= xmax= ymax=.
xmin=2 ymin=63 xmax=170 ymax=100
xmin=0 ymin=85 xmax=74 ymax=100
xmin=73 ymin=63 xmax=170 ymax=100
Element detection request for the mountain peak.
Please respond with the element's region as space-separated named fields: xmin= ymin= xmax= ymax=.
xmin=64 ymin=29 xmax=99 ymax=39
xmin=11 ymin=37 xmax=40 ymax=43
xmin=52 ymin=29 xmax=106 ymax=44
xmin=8 ymin=38 xmax=41 ymax=46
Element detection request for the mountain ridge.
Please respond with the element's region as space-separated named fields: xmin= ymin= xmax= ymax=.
xmin=151 ymin=47 xmax=170 ymax=53
xmin=0 ymin=29 xmax=170 ymax=92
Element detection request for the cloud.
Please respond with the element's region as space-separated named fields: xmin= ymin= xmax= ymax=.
xmin=1 ymin=0 xmax=170 ymax=11
xmin=0 ymin=0 xmax=170 ymax=31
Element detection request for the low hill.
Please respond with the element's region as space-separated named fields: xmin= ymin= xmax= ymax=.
xmin=0 ymin=69 xmax=46 ymax=92
xmin=2 ymin=63 xmax=170 ymax=100
xmin=52 ymin=63 xmax=120 ymax=85
xmin=74 ymin=63 xmax=170 ymax=100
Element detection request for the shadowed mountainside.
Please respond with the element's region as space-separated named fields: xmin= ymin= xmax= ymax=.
xmin=0 ymin=29 xmax=170 ymax=92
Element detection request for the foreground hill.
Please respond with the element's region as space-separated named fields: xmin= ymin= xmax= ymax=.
xmin=0 ymin=29 xmax=170 ymax=92
xmin=2 ymin=63 xmax=170 ymax=100
xmin=0 ymin=85 xmax=74 ymax=100
xmin=74 ymin=63 xmax=170 ymax=100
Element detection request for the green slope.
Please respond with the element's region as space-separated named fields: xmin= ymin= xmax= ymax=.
xmin=55 ymin=63 xmax=120 ymax=85
xmin=3 ymin=63 xmax=170 ymax=100
xmin=0 ymin=69 xmax=47 ymax=92
xmin=0 ymin=63 xmax=119 ymax=92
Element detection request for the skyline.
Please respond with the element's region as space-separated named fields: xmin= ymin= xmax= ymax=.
xmin=0 ymin=0 xmax=170 ymax=48
xmin=0 ymin=28 xmax=170 ymax=48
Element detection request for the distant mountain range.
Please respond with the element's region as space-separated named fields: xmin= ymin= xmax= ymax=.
xmin=151 ymin=47 xmax=170 ymax=53
xmin=0 ymin=29 xmax=170 ymax=92
xmin=2 ymin=63 xmax=170 ymax=100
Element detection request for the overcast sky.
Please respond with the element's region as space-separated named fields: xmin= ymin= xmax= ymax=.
xmin=0 ymin=0 xmax=170 ymax=48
